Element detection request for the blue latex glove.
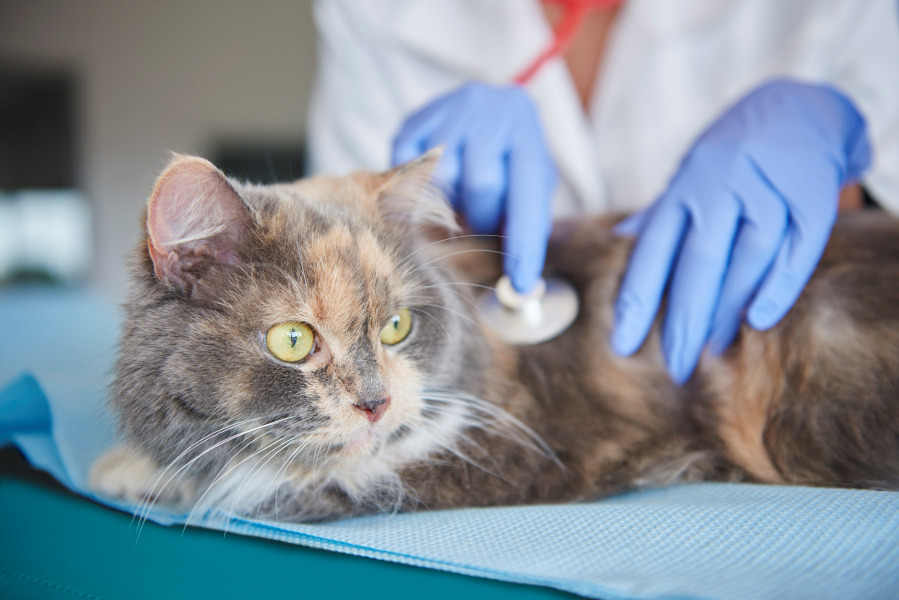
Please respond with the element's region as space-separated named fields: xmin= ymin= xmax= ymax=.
xmin=392 ymin=82 xmax=557 ymax=294
xmin=612 ymin=79 xmax=871 ymax=384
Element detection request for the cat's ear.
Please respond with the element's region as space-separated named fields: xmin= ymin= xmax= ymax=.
xmin=377 ymin=148 xmax=460 ymax=234
xmin=146 ymin=154 xmax=252 ymax=299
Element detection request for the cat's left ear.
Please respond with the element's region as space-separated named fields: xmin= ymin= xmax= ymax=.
xmin=376 ymin=148 xmax=460 ymax=234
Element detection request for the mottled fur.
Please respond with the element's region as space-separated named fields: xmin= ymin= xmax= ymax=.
xmin=90 ymin=154 xmax=899 ymax=523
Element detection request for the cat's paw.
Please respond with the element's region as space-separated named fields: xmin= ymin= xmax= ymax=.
xmin=89 ymin=444 xmax=196 ymax=507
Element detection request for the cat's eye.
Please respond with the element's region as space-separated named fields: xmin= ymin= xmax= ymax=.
xmin=380 ymin=309 xmax=412 ymax=345
xmin=266 ymin=322 xmax=315 ymax=362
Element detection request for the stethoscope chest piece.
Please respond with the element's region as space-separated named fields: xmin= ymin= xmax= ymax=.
xmin=475 ymin=275 xmax=579 ymax=345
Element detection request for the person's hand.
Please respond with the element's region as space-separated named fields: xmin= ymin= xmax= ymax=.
xmin=392 ymin=82 xmax=557 ymax=294
xmin=612 ymin=79 xmax=871 ymax=383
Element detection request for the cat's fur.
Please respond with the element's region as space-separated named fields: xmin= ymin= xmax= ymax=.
xmin=90 ymin=152 xmax=899 ymax=522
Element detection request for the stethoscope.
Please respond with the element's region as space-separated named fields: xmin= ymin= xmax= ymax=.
xmin=514 ymin=0 xmax=625 ymax=84
xmin=477 ymin=0 xmax=624 ymax=345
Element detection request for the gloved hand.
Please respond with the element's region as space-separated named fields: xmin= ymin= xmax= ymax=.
xmin=612 ymin=79 xmax=871 ymax=384
xmin=392 ymin=82 xmax=557 ymax=294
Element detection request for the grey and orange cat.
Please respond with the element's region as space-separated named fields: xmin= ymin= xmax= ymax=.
xmin=90 ymin=152 xmax=899 ymax=522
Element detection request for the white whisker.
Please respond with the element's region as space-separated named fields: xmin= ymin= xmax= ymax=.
xmin=404 ymin=299 xmax=481 ymax=330
xmin=135 ymin=416 xmax=294 ymax=536
xmin=131 ymin=415 xmax=265 ymax=531
xmin=184 ymin=432 xmax=295 ymax=529
xmin=413 ymin=283 xmax=486 ymax=317
xmin=270 ymin=437 xmax=313 ymax=520
xmin=404 ymin=417 xmax=506 ymax=480
xmin=396 ymin=234 xmax=505 ymax=269
xmin=406 ymin=248 xmax=512 ymax=278
xmin=424 ymin=389 xmax=562 ymax=469
xmin=409 ymin=308 xmax=454 ymax=345
xmin=222 ymin=436 xmax=298 ymax=534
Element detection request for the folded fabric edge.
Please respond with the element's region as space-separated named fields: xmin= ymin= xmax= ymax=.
xmin=0 ymin=373 xmax=51 ymax=437
xmin=0 ymin=373 xmax=73 ymax=488
xmin=222 ymin=514 xmax=626 ymax=600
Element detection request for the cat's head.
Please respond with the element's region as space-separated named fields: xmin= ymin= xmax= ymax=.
xmin=115 ymin=152 xmax=491 ymax=490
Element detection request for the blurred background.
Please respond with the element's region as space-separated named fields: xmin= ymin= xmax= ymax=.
xmin=0 ymin=0 xmax=317 ymax=301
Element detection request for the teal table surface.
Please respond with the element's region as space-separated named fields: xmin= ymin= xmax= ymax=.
xmin=0 ymin=469 xmax=574 ymax=600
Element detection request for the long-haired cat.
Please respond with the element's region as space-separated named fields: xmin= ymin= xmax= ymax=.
xmin=90 ymin=152 xmax=899 ymax=523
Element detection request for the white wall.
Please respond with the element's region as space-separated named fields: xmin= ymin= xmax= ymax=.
xmin=0 ymin=0 xmax=317 ymax=300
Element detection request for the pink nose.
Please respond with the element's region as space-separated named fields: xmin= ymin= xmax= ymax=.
xmin=353 ymin=396 xmax=391 ymax=423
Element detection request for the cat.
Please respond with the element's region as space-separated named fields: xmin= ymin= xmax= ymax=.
xmin=89 ymin=151 xmax=899 ymax=523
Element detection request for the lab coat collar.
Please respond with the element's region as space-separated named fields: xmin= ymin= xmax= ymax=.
xmin=391 ymin=0 xmax=735 ymax=80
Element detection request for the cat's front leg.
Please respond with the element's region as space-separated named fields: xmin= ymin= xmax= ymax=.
xmin=89 ymin=444 xmax=198 ymax=509
xmin=251 ymin=480 xmax=387 ymax=523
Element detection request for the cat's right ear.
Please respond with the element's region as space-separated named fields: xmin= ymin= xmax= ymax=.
xmin=146 ymin=154 xmax=252 ymax=299
xmin=377 ymin=148 xmax=461 ymax=234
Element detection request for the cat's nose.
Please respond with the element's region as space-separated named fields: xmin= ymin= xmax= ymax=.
xmin=353 ymin=396 xmax=391 ymax=423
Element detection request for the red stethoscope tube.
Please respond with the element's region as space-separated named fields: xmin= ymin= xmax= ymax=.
xmin=514 ymin=0 xmax=626 ymax=85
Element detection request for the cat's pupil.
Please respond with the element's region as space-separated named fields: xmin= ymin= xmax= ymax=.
xmin=289 ymin=329 xmax=299 ymax=348
xmin=391 ymin=316 xmax=400 ymax=330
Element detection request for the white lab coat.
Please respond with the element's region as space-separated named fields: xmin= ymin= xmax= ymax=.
xmin=308 ymin=0 xmax=899 ymax=216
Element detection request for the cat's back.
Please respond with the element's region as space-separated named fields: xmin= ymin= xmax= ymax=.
xmin=529 ymin=210 xmax=899 ymax=492
xmin=811 ymin=210 xmax=899 ymax=325
xmin=696 ymin=210 xmax=899 ymax=488
xmin=827 ymin=208 xmax=899 ymax=259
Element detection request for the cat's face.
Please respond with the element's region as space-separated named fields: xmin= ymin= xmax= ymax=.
xmin=119 ymin=153 xmax=484 ymax=482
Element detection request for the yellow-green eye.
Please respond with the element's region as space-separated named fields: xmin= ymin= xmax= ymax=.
xmin=380 ymin=309 xmax=412 ymax=345
xmin=266 ymin=322 xmax=315 ymax=362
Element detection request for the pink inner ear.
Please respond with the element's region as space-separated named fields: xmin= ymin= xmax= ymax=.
xmin=146 ymin=156 xmax=250 ymax=285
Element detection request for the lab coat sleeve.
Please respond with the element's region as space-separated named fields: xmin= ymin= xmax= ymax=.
xmin=307 ymin=0 xmax=406 ymax=175
xmin=826 ymin=0 xmax=899 ymax=213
